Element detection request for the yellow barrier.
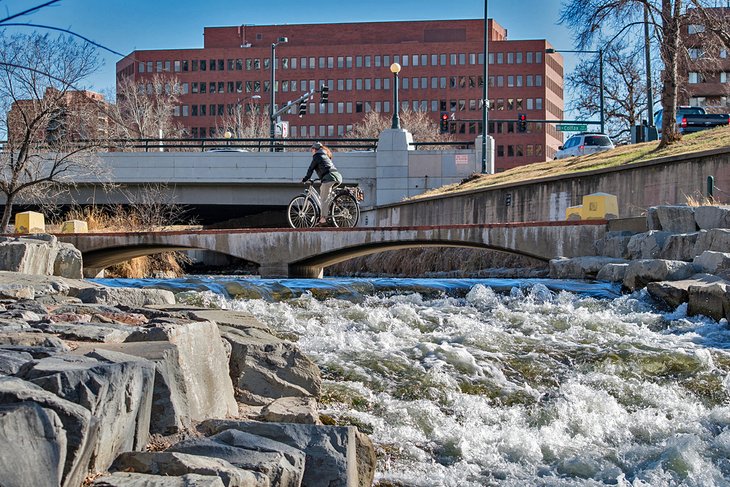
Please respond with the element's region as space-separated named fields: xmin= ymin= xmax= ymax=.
xmin=14 ymin=211 xmax=45 ymax=234
xmin=565 ymin=193 xmax=619 ymax=221
xmin=60 ymin=220 xmax=89 ymax=233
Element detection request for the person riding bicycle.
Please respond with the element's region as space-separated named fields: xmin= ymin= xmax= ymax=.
xmin=301 ymin=142 xmax=343 ymax=226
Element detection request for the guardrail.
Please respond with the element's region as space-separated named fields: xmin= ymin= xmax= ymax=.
xmin=409 ymin=141 xmax=475 ymax=149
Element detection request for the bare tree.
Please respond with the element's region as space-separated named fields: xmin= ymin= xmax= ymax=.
xmin=109 ymin=74 xmax=185 ymax=143
xmin=345 ymin=110 xmax=454 ymax=147
xmin=0 ymin=32 xmax=108 ymax=229
xmin=216 ymin=102 xmax=269 ymax=139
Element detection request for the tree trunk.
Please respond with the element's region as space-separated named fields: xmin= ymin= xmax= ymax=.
xmin=658 ymin=0 xmax=683 ymax=149
xmin=1 ymin=193 xmax=15 ymax=232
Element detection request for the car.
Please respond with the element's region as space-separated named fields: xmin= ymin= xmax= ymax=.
xmin=654 ymin=107 xmax=730 ymax=137
xmin=554 ymin=133 xmax=614 ymax=160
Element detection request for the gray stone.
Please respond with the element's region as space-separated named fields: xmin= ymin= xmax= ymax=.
xmin=688 ymin=281 xmax=730 ymax=321
xmin=17 ymin=353 xmax=155 ymax=472
xmin=93 ymin=472 xmax=226 ymax=487
xmin=654 ymin=205 xmax=698 ymax=233
xmin=694 ymin=228 xmax=730 ymax=255
xmin=0 ymin=317 xmax=32 ymax=332
xmin=694 ymin=251 xmax=730 ymax=278
xmin=646 ymin=274 xmax=727 ymax=310
xmin=0 ymin=239 xmax=57 ymax=276
xmin=0 ymin=402 xmax=66 ymax=487
xmin=0 ymin=345 xmax=66 ymax=359
xmin=31 ymin=322 xmax=141 ymax=343
xmin=0 ymin=286 xmax=35 ymax=300
xmin=627 ymin=231 xmax=672 ymax=259
xmin=0 ymin=270 xmax=96 ymax=297
xmin=0 ymin=376 xmax=96 ymax=487
xmin=73 ymin=287 xmax=176 ymax=307
xmin=623 ymin=260 xmax=700 ymax=291
xmin=220 ymin=325 xmax=321 ymax=406
xmin=168 ymin=429 xmax=305 ymax=487
xmin=260 ymin=396 xmax=320 ymax=425
xmin=0 ymin=349 xmax=33 ymax=375
xmin=658 ymin=232 xmax=700 ymax=261
xmin=646 ymin=207 xmax=662 ymax=231
xmin=694 ymin=205 xmax=730 ymax=230
xmin=594 ymin=233 xmax=633 ymax=259
xmin=0 ymin=332 xmax=69 ymax=350
xmin=179 ymin=308 xmax=271 ymax=332
xmin=199 ymin=420 xmax=376 ymax=487
xmin=53 ymin=243 xmax=83 ymax=279
xmin=111 ymin=451 xmax=268 ymax=487
xmin=125 ymin=320 xmax=238 ymax=423
xmin=548 ymin=257 xmax=627 ymax=280
xmin=596 ymin=263 xmax=629 ymax=282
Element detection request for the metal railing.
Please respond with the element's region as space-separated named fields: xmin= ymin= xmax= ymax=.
xmin=409 ymin=140 xmax=475 ymax=149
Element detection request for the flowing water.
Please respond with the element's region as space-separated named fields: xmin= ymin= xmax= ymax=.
xmin=96 ymin=277 xmax=730 ymax=487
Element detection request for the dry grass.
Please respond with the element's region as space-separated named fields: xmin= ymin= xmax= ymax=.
xmin=414 ymin=125 xmax=730 ymax=199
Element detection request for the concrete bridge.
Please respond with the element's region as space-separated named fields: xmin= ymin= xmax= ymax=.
xmin=56 ymin=221 xmax=607 ymax=278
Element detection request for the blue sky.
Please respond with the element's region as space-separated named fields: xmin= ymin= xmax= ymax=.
xmin=0 ymin=0 xmax=579 ymax=93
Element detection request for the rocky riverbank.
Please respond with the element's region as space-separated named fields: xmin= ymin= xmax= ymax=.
xmin=0 ymin=237 xmax=376 ymax=486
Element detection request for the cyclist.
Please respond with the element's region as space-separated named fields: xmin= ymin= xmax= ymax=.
xmin=301 ymin=142 xmax=343 ymax=226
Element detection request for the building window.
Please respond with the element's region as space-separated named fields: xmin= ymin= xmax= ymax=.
xmin=497 ymin=52 xmax=504 ymax=64
xmin=688 ymin=24 xmax=705 ymax=34
xmin=365 ymin=56 xmax=371 ymax=67
xmin=507 ymin=52 xmax=514 ymax=64
xmin=688 ymin=72 xmax=703 ymax=84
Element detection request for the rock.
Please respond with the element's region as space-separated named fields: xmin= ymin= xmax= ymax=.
xmin=53 ymin=243 xmax=83 ymax=279
xmin=260 ymin=396 xmax=320 ymax=425
xmin=0 ymin=270 xmax=96 ymax=297
xmin=688 ymin=281 xmax=730 ymax=321
xmin=693 ymin=251 xmax=730 ymax=279
xmin=199 ymin=420 xmax=376 ymax=487
xmin=125 ymin=320 xmax=238 ymax=423
xmin=0 ymin=332 xmax=69 ymax=350
xmin=168 ymin=429 xmax=305 ymax=487
xmin=177 ymin=308 xmax=271 ymax=332
xmin=31 ymin=322 xmax=141 ymax=343
xmin=73 ymin=287 xmax=176 ymax=307
xmin=694 ymin=228 xmax=730 ymax=255
xmin=623 ymin=260 xmax=699 ymax=292
xmin=0 ymin=376 xmax=96 ymax=487
xmin=654 ymin=205 xmax=697 ymax=233
xmin=596 ymin=263 xmax=629 ymax=282
xmin=627 ymin=231 xmax=672 ymax=259
xmin=0 ymin=317 xmax=32 ymax=332
xmin=548 ymin=257 xmax=627 ymax=280
xmin=0 ymin=349 xmax=34 ymax=374
xmin=646 ymin=207 xmax=662 ymax=231
xmin=0 ymin=286 xmax=35 ymax=300
xmin=594 ymin=232 xmax=633 ymax=259
xmin=0 ymin=402 xmax=66 ymax=487
xmin=0 ymin=345 xmax=66 ymax=359
xmin=220 ymin=325 xmax=321 ymax=406
xmin=93 ymin=472 xmax=226 ymax=487
xmin=17 ymin=353 xmax=155 ymax=472
xmin=694 ymin=205 xmax=730 ymax=230
xmin=646 ymin=274 xmax=727 ymax=310
xmin=658 ymin=232 xmax=700 ymax=261
xmin=111 ymin=451 xmax=268 ymax=487
xmin=0 ymin=238 xmax=57 ymax=276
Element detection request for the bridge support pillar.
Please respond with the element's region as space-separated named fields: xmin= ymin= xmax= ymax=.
xmin=289 ymin=265 xmax=324 ymax=279
xmin=258 ymin=263 xmax=290 ymax=279
xmin=258 ymin=263 xmax=324 ymax=279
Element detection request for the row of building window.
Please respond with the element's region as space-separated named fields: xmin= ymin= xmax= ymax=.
xmin=135 ymin=50 xmax=546 ymax=75
xmin=688 ymin=47 xmax=728 ymax=60
xmin=688 ymin=71 xmax=730 ymax=83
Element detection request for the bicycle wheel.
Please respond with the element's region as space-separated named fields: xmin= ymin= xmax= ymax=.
xmin=287 ymin=196 xmax=319 ymax=228
xmin=330 ymin=193 xmax=359 ymax=228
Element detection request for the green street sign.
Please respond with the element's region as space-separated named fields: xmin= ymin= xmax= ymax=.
xmin=556 ymin=124 xmax=588 ymax=132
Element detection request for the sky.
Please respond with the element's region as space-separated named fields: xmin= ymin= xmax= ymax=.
xmin=0 ymin=0 xmax=580 ymax=94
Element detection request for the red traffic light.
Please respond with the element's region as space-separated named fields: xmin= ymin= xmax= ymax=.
xmin=441 ymin=113 xmax=448 ymax=121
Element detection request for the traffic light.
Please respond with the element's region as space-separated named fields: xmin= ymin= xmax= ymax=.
xmin=439 ymin=112 xmax=449 ymax=133
xmin=517 ymin=113 xmax=527 ymax=133
xmin=320 ymin=85 xmax=329 ymax=104
xmin=298 ymin=101 xmax=307 ymax=117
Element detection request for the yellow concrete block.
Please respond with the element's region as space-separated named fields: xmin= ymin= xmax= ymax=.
xmin=60 ymin=220 xmax=88 ymax=233
xmin=14 ymin=211 xmax=45 ymax=234
xmin=582 ymin=192 xmax=619 ymax=220
xmin=565 ymin=205 xmax=583 ymax=221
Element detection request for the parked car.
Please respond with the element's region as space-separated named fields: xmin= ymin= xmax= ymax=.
xmin=554 ymin=133 xmax=615 ymax=160
xmin=654 ymin=106 xmax=730 ymax=136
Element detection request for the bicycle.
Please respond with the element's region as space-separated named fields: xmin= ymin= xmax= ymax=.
xmin=287 ymin=179 xmax=363 ymax=228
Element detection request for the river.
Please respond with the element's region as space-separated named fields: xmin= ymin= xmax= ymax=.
xmin=96 ymin=276 xmax=730 ymax=486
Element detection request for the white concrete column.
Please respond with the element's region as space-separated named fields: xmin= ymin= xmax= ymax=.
xmin=475 ymin=135 xmax=495 ymax=175
xmin=375 ymin=128 xmax=414 ymax=206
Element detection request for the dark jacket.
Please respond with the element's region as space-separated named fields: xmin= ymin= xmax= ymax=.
xmin=303 ymin=149 xmax=341 ymax=182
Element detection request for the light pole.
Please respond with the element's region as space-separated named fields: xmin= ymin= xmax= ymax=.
xmin=390 ymin=62 xmax=401 ymax=129
xmin=546 ymin=48 xmax=605 ymax=134
xmin=269 ymin=36 xmax=288 ymax=151
xmin=481 ymin=0 xmax=489 ymax=174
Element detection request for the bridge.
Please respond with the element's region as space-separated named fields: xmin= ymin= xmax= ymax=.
xmin=56 ymin=221 xmax=607 ymax=278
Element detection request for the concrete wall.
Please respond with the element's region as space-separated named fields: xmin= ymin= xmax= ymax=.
xmin=364 ymin=147 xmax=730 ymax=227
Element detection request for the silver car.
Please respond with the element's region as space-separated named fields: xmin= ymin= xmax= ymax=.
xmin=554 ymin=133 xmax=614 ymax=160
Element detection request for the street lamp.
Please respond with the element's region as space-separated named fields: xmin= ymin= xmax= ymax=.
xmin=224 ymin=130 xmax=232 ymax=146
xmin=390 ymin=62 xmax=401 ymax=129
xmin=546 ymin=48 xmax=605 ymax=134
xmin=269 ymin=36 xmax=288 ymax=151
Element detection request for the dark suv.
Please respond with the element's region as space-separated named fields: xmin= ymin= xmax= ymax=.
xmin=554 ymin=133 xmax=614 ymax=160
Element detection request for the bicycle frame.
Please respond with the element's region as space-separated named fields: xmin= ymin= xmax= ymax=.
xmin=302 ymin=180 xmax=339 ymax=217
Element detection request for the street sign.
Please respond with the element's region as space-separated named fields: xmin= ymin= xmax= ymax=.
xmin=275 ymin=121 xmax=289 ymax=138
xmin=556 ymin=124 xmax=588 ymax=132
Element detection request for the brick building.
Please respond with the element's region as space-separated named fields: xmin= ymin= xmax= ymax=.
xmin=116 ymin=19 xmax=564 ymax=171
xmin=680 ymin=8 xmax=730 ymax=111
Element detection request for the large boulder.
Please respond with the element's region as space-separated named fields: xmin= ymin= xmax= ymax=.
xmin=646 ymin=274 xmax=726 ymax=309
xmin=548 ymin=257 xmax=627 ymax=280
xmin=126 ymin=320 xmax=238 ymax=422
xmin=260 ymin=396 xmax=320 ymax=425
xmin=654 ymin=205 xmax=698 ymax=233
xmin=31 ymin=322 xmax=142 ymax=343
xmin=93 ymin=472 xmax=226 ymax=487
xmin=0 ymin=349 xmax=34 ymax=374
xmin=53 ymin=243 xmax=83 ymax=279
xmin=0 ymin=237 xmax=57 ymax=276
xmin=646 ymin=207 xmax=662 ymax=231
xmin=0 ymin=376 xmax=97 ymax=487
xmin=111 ymin=451 xmax=267 ymax=487
xmin=694 ymin=228 xmax=730 ymax=255
xmin=594 ymin=232 xmax=633 ymax=259
xmin=693 ymin=251 xmax=730 ymax=279
xmin=17 ymin=353 xmax=155 ymax=472
xmin=694 ymin=205 xmax=730 ymax=230
xmin=73 ymin=287 xmax=176 ymax=307
xmin=0 ymin=332 xmax=69 ymax=350
xmin=658 ymin=232 xmax=700 ymax=262
xmin=220 ymin=325 xmax=321 ymax=406
xmin=688 ymin=281 xmax=730 ymax=321
xmin=596 ymin=263 xmax=629 ymax=283
xmin=627 ymin=231 xmax=672 ymax=259
xmin=623 ymin=259 xmax=699 ymax=291
xmin=199 ymin=420 xmax=376 ymax=487
xmin=168 ymin=429 xmax=305 ymax=487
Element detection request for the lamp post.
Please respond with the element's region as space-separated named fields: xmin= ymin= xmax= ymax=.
xmin=390 ymin=62 xmax=401 ymax=129
xmin=481 ymin=0 xmax=489 ymax=174
xmin=546 ymin=48 xmax=605 ymax=134
xmin=224 ymin=130 xmax=232 ymax=146
xmin=269 ymin=36 xmax=288 ymax=151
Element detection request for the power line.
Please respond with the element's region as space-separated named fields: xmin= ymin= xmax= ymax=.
xmin=2 ymin=23 xmax=125 ymax=56
xmin=0 ymin=0 xmax=62 ymax=25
